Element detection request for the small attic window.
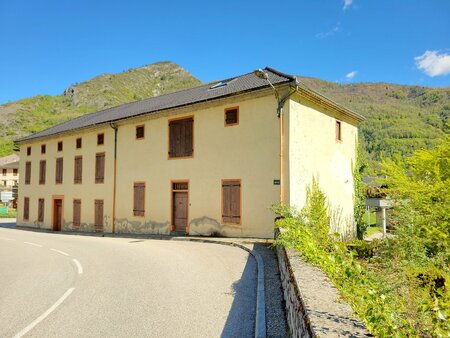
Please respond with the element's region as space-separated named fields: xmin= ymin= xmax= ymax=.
xmin=225 ymin=107 xmax=239 ymax=126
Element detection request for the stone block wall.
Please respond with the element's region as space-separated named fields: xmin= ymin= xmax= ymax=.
xmin=277 ymin=246 xmax=372 ymax=337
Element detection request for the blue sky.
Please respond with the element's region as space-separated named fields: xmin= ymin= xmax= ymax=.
xmin=1 ymin=0 xmax=449 ymax=104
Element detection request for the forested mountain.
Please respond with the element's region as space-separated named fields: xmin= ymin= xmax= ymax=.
xmin=299 ymin=77 xmax=449 ymax=171
xmin=1 ymin=62 xmax=448 ymax=173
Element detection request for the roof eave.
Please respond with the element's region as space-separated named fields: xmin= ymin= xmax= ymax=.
xmin=295 ymin=85 xmax=365 ymax=123
xmin=14 ymin=81 xmax=293 ymax=144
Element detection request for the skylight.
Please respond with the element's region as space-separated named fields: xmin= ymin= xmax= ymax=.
xmin=209 ymin=78 xmax=235 ymax=90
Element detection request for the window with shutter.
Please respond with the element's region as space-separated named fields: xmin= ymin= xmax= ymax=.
xmin=95 ymin=153 xmax=105 ymax=183
xmin=133 ymin=182 xmax=145 ymax=216
xmin=38 ymin=198 xmax=44 ymax=222
xmin=24 ymin=197 xmax=30 ymax=221
xmin=94 ymin=199 xmax=103 ymax=231
xmin=224 ymin=107 xmax=239 ymax=126
xmin=55 ymin=158 xmax=63 ymax=184
xmin=39 ymin=160 xmax=46 ymax=184
xmin=136 ymin=125 xmax=145 ymax=139
xmin=74 ymin=156 xmax=82 ymax=184
xmin=336 ymin=120 xmax=342 ymax=142
xmin=97 ymin=133 xmax=104 ymax=145
xmin=168 ymin=117 xmax=193 ymax=158
xmin=25 ymin=161 xmax=31 ymax=185
xmin=73 ymin=199 xmax=81 ymax=228
xmin=222 ymin=180 xmax=241 ymax=225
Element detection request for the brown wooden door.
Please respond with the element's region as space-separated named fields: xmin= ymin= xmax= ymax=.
xmin=173 ymin=192 xmax=188 ymax=232
xmin=53 ymin=199 xmax=62 ymax=231
xmin=95 ymin=200 xmax=104 ymax=232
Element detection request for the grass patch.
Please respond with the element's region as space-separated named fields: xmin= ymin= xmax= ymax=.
xmin=0 ymin=209 xmax=17 ymax=218
xmin=366 ymin=226 xmax=382 ymax=237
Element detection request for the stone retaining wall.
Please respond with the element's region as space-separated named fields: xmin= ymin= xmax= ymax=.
xmin=277 ymin=246 xmax=372 ymax=337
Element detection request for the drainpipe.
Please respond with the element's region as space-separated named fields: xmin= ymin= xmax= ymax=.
xmin=110 ymin=122 xmax=118 ymax=234
xmin=253 ymin=69 xmax=298 ymax=205
xmin=276 ymin=88 xmax=298 ymax=204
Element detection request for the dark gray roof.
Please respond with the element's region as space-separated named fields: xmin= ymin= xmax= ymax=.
xmin=17 ymin=67 xmax=296 ymax=142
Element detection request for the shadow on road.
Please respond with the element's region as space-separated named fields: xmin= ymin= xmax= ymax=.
xmin=221 ymin=251 xmax=257 ymax=338
xmin=0 ymin=221 xmax=16 ymax=228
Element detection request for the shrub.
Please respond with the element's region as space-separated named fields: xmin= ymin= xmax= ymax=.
xmin=275 ymin=168 xmax=449 ymax=336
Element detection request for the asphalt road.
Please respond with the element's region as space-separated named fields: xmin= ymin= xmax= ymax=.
xmin=0 ymin=227 xmax=257 ymax=337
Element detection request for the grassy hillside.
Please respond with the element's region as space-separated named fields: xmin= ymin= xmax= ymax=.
xmin=0 ymin=62 xmax=201 ymax=156
xmin=299 ymin=77 xmax=450 ymax=172
xmin=1 ymin=62 xmax=448 ymax=174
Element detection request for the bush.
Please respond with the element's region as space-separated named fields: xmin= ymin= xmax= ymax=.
xmin=275 ymin=169 xmax=449 ymax=336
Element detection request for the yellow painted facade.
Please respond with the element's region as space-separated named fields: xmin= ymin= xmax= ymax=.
xmin=286 ymin=94 xmax=359 ymax=238
xmin=17 ymin=86 xmax=361 ymax=239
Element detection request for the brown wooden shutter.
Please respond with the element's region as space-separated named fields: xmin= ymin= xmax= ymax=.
xmin=185 ymin=118 xmax=193 ymax=156
xmin=56 ymin=158 xmax=63 ymax=184
xmin=74 ymin=156 xmax=82 ymax=184
xmin=133 ymin=182 xmax=145 ymax=216
xmin=39 ymin=160 xmax=46 ymax=184
xmin=38 ymin=198 xmax=44 ymax=222
xmin=73 ymin=199 xmax=81 ymax=228
xmin=169 ymin=120 xmax=178 ymax=157
xmin=169 ymin=118 xmax=193 ymax=158
xmin=222 ymin=180 xmax=241 ymax=224
xmin=25 ymin=161 xmax=31 ymax=184
xmin=95 ymin=153 xmax=105 ymax=183
xmin=23 ymin=197 xmax=29 ymax=221
xmin=94 ymin=199 xmax=103 ymax=230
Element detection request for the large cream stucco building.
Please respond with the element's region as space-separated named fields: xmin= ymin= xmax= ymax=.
xmin=16 ymin=68 xmax=364 ymax=238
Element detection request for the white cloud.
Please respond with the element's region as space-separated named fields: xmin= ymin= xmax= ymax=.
xmin=345 ymin=71 xmax=357 ymax=80
xmin=343 ymin=0 xmax=353 ymax=10
xmin=415 ymin=50 xmax=450 ymax=77
xmin=315 ymin=24 xmax=341 ymax=39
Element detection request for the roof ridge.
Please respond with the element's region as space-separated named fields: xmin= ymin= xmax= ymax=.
xmin=264 ymin=67 xmax=297 ymax=81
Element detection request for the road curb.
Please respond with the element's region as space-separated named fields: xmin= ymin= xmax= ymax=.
xmin=171 ymin=237 xmax=267 ymax=338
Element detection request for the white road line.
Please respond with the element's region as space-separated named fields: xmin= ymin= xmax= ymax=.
xmin=23 ymin=241 xmax=43 ymax=247
xmin=50 ymin=248 xmax=69 ymax=256
xmin=13 ymin=287 xmax=75 ymax=338
xmin=0 ymin=237 xmax=15 ymax=241
xmin=72 ymin=258 xmax=83 ymax=274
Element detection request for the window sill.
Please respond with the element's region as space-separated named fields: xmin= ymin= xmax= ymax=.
xmin=168 ymin=155 xmax=194 ymax=160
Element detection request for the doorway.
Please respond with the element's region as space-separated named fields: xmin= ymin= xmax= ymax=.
xmin=53 ymin=198 xmax=63 ymax=231
xmin=172 ymin=181 xmax=189 ymax=233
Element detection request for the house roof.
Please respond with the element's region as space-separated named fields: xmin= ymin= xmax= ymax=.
xmin=0 ymin=154 xmax=20 ymax=168
xmin=16 ymin=67 xmax=364 ymax=143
